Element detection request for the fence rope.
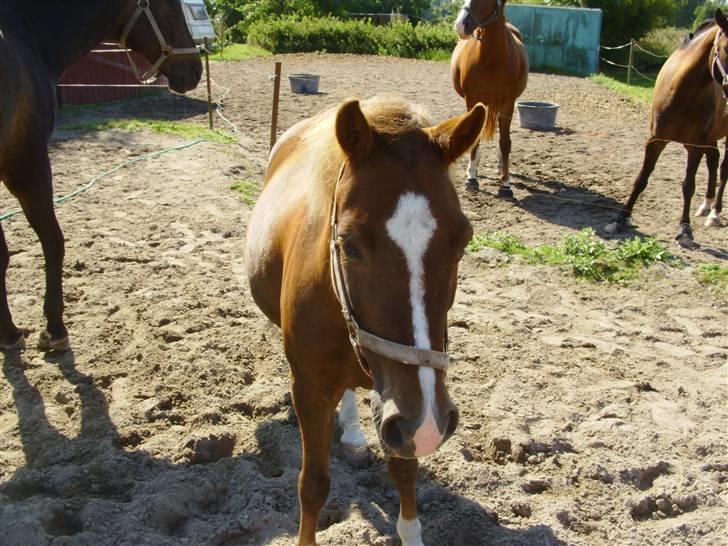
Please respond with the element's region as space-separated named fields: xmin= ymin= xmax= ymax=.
xmin=633 ymin=42 xmax=669 ymax=59
xmin=0 ymin=139 xmax=208 ymax=222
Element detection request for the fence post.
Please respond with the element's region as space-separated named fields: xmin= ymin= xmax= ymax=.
xmin=627 ymin=38 xmax=634 ymax=85
xmin=270 ymin=61 xmax=282 ymax=151
xmin=204 ymin=37 xmax=213 ymax=130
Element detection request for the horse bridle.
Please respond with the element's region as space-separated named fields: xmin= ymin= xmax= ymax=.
xmin=712 ymin=29 xmax=728 ymax=90
xmin=461 ymin=0 xmax=502 ymax=37
xmin=120 ymin=0 xmax=199 ymax=83
xmin=329 ymin=162 xmax=454 ymax=379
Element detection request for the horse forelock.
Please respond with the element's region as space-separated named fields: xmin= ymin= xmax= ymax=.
xmin=299 ymin=97 xmax=436 ymax=195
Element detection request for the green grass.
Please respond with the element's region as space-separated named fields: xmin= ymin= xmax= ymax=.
xmin=695 ymin=264 xmax=728 ymax=296
xmin=230 ymin=179 xmax=259 ymax=205
xmin=416 ymin=48 xmax=452 ymax=61
xmin=209 ymin=43 xmax=271 ymax=61
xmin=467 ymin=228 xmax=680 ymax=284
xmin=60 ymin=119 xmax=237 ymax=144
xmin=590 ymin=72 xmax=657 ymax=104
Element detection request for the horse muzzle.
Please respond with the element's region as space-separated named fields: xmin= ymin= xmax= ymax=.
xmin=371 ymin=389 xmax=459 ymax=459
xmin=164 ymin=56 xmax=203 ymax=94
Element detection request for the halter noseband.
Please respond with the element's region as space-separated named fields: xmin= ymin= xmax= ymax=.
xmin=119 ymin=0 xmax=200 ymax=83
xmin=462 ymin=0 xmax=502 ymax=37
xmin=329 ymin=162 xmax=454 ymax=378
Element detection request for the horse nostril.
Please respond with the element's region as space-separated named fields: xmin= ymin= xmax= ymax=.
xmin=381 ymin=415 xmax=408 ymax=451
xmin=444 ymin=408 xmax=459 ymax=440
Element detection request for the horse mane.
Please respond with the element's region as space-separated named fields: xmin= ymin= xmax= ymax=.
xmin=302 ymin=96 xmax=434 ymax=192
xmin=681 ymin=19 xmax=716 ymax=49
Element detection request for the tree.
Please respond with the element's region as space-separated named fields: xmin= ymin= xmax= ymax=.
xmin=538 ymin=0 xmax=677 ymax=45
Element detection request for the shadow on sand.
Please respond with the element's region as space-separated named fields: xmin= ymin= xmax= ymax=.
xmin=1 ymin=348 xmax=564 ymax=545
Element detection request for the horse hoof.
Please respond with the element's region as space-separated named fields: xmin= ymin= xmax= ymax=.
xmin=38 ymin=330 xmax=70 ymax=352
xmin=705 ymin=213 xmax=721 ymax=227
xmin=1 ymin=331 xmax=26 ymax=351
xmin=465 ymin=178 xmax=479 ymax=192
xmin=604 ymin=222 xmax=620 ymax=234
xmin=497 ymin=186 xmax=514 ymax=199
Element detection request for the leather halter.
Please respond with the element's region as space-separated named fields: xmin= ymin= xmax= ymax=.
xmin=712 ymin=29 xmax=728 ymax=88
xmin=462 ymin=0 xmax=501 ymax=37
xmin=119 ymin=0 xmax=199 ymax=83
xmin=329 ymin=162 xmax=454 ymax=378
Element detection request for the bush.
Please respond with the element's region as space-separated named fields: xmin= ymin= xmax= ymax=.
xmin=247 ymin=16 xmax=456 ymax=58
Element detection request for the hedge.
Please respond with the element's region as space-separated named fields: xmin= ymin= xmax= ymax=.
xmin=247 ymin=16 xmax=457 ymax=58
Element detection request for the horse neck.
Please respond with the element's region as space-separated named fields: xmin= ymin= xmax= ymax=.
xmin=692 ymin=27 xmax=720 ymax=86
xmin=20 ymin=0 xmax=130 ymax=79
xmin=475 ymin=17 xmax=511 ymax=60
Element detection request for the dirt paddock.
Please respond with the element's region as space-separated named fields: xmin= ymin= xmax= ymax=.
xmin=1 ymin=54 xmax=726 ymax=546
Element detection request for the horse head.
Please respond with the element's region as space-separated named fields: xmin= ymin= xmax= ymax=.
xmin=713 ymin=9 xmax=728 ymax=100
xmin=454 ymin=0 xmax=503 ymax=39
xmin=119 ymin=0 xmax=202 ymax=93
xmin=330 ymin=100 xmax=485 ymax=459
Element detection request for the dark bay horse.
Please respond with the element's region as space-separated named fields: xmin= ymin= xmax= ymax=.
xmin=451 ymin=0 xmax=528 ymax=196
xmin=246 ymin=97 xmax=485 ymax=546
xmin=606 ymin=10 xmax=728 ymax=247
xmin=0 ymin=0 xmax=202 ymax=351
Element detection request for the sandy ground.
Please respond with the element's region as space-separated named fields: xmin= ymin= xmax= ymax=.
xmin=0 ymin=54 xmax=726 ymax=546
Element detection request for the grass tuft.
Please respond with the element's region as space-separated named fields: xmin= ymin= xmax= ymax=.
xmin=209 ymin=43 xmax=271 ymax=61
xmin=467 ymin=228 xmax=679 ymax=283
xmin=60 ymin=119 xmax=236 ymax=144
xmin=695 ymin=264 xmax=728 ymax=297
xmin=589 ymin=73 xmax=655 ymax=104
xmin=230 ymin=179 xmax=259 ymax=206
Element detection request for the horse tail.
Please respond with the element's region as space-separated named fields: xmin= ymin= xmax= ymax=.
xmin=482 ymin=105 xmax=499 ymax=141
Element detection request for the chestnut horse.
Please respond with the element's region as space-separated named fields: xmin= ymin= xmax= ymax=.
xmin=0 ymin=0 xmax=202 ymax=351
xmin=451 ymin=0 xmax=528 ymax=197
xmin=606 ymin=10 xmax=728 ymax=247
xmin=246 ymin=97 xmax=485 ymax=546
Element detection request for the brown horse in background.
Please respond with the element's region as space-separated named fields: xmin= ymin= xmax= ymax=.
xmin=0 ymin=0 xmax=202 ymax=351
xmin=606 ymin=10 xmax=728 ymax=247
xmin=246 ymin=97 xmax=485 ymax=546
xmin=451 ymin=0 xmax=528 ymax=197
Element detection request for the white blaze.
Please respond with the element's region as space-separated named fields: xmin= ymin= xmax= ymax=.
xmin=453 ymin=0 xmax=471 ymax=39
xmin=386 ymin=193 xmax=443 ymax=457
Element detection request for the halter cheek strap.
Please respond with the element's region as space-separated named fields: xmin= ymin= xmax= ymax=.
xmin=329 ymin=162 xmax=454 ymax=378
xmin=462 ymin=0 xmax=501 ymax=38
xmin=712 ymin=29 xmax=728 ymax=87
xmin=119 ymin=0 xmax=199 ymax=84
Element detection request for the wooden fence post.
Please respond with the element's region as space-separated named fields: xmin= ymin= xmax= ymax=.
xmin=270 ymin=61 xmax=282 ymax=151
xmin=204 ymin=37 xmax=213 ymax=130
xmin=627 ymin=39 xmax=634 ymax=85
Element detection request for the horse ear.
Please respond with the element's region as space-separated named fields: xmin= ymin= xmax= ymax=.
xmin=717 ymin=9 xmax=728 ymax=33
xmin=429 ymin=104 xmax=486 ymax=164
xmin=336 ymin=100 xmax=373 ymax=161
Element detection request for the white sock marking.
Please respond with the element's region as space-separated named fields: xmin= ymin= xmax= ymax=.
xmin=397 ymin=515 xmax=424 ymax=546
xmin=338 ymin=389 xmax=367 ymax=450
xmin=696 ymin=199 xmax=713 ymax=217
xmin=468 ymin=146 xmax=480 ymax=180
xmin=386 ymin=193 xmax=443 ymax=457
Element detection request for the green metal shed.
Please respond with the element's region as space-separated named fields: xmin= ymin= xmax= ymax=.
xmin=505 ymin=4 xmax=603 ymax=76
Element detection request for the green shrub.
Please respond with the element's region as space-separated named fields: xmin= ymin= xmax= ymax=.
xmin=247 ymin=16 xmax=456 ymax=57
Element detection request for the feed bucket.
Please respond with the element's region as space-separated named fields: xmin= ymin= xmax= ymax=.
xmin=288 ymin=73 xmax=320 ymax=94
xmin=516 ymin=101 xmax=560 ymax=130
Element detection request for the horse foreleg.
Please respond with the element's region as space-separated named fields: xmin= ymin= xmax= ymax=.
xmin=706 ymin=140 xmax=727 ymax=227
xmin=676 ymin=146 xmax=705 ymax=248
xmin=466 ymin=142 xmax=481 ymax=192
xmin=388 ymin=456 xmax=423 ymax=546
xmin=0 ymin=222 xmax=24 ymax=350
xmin=338 ymin=389 xmax=366 ymax=451
xmin=497 ymin=108 xmax=514 ymax=199
xmin=696 ymin=145 xmax=718 ymax=223
xmin=605 ymin=139 xmax=667 ymax=234
xmin=8 ymin=155 xmax=68 ymax=351
xmin=292 ymin=379 xmax=338 ymax=546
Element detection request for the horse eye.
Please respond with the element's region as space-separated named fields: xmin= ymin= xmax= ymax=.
xmin=342 ymin=238 xmax=361 ymax=259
